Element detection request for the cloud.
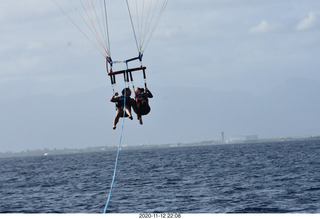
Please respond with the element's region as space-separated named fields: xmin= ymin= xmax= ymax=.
xmin=0 ymin=1 xmax=53 ymax=24
xmin=250 ymin=20 xmax=278 ymax=33
xmin=27 ymin=42 xmax=44 ymax=50
xmin=295 ymin=12 xmax=317 ymax=31
xmin=17 ymin=57 xmax=40 ymax=69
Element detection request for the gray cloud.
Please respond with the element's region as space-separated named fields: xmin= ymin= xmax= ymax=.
xmin=1 ymin=0 xmax=320 ymax=152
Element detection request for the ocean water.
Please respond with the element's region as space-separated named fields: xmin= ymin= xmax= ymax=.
xmin=1 ymin=139 xmax=320 ymax=213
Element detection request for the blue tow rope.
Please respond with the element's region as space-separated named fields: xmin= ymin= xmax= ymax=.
xmin=103 ymin=86 xmax=128 ymax=213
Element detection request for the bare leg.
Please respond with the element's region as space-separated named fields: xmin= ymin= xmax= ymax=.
xmin=113 ymin=110 xmax=122 ymax=129
xmin=125 ymin=108 xmax=133 ymax=120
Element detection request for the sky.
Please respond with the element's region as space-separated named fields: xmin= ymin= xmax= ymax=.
xmin=1 ymin=0 xmax=320 ymax=152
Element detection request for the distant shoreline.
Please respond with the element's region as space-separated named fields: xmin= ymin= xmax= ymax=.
xmin=1 ymin=135 xmax=320 ymax=159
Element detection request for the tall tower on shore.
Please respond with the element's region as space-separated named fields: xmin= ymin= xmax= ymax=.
xmin=221 ymin=131 xmax=225 ymax=143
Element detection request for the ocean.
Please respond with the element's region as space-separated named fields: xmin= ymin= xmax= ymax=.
xmin=1 ymin=139 xmax=320 ymax=213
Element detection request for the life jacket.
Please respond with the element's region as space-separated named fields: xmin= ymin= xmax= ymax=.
xmin=116 ymin=96 xmax=131 ymax=110
xmin=136 ymin=93 xmax=150 ymax=115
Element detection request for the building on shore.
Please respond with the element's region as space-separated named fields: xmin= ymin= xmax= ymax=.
xmin=227 ymin=135 xmax=258 ymax=143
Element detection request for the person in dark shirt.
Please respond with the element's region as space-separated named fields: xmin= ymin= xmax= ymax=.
xmin=133 ymin=87 xmax=153 ymax=125
xmin=110 ymin=88 xmax=135 ymax=130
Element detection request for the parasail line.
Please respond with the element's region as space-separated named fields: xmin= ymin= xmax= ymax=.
xmin=52 ymin=0 xmax=107 ymax=58
xmin=142 ymin=0 xmax=168 ymax=54
xmin=89 ymin=0 xmax=109 ymax=54
xmin=86 ymin=0 xmax=109 ymax=58
xmin=126 ymin=0 xmax=140 ymax=53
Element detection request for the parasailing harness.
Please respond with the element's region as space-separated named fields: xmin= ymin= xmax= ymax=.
xmin=107 ymin=52 xmax=147 ymax=102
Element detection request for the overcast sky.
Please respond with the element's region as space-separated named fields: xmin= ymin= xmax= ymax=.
xmin=1 ymin=0 xmax=320 ymax=152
